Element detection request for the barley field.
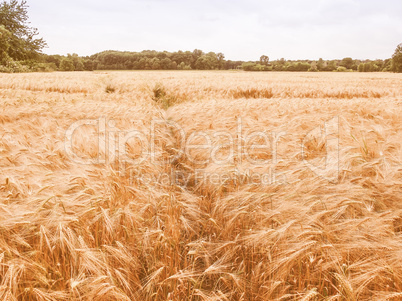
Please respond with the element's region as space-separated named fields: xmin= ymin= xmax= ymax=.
xmin=0 ymin=71 xmax=401 ymax=300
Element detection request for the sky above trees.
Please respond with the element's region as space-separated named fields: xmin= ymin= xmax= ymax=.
xmin=26 ymin=0 xmax=402 ymax=61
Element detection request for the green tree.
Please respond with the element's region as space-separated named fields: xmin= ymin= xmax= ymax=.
xmin=242 ymin=62 xmax=257 ymax=71
xmin=83 ymin=59 xmax=93 ymax=71
xmin=308 ymin=61 xmax=318 ymax=72
xmin=0 ymin=24 xmax=11 ymax=64
xmin=259 ymin=55 xmax=269 ymax=65
xmin=150 ymin=58 xmax=160 ymax=70
xmin=382 ymin=59 xmax=392 ymax=72
xmin=43 ymin=54 xmax=63 ymax=68
xmin=59 ymin=58 xmax=74 ymax=71
xmin=195 ymin=52 xmax=219 ymax=70
xmin=340 ymin=57 xmax=354 ymax=70
xmin=391 ymin=43 xmax=402 ymax=73
xmin=358 ymin=63 xmax=364 ymax=72
xmin=336 ymin=66 xmax=348 ymax=72
xmin=160 ymin=57 xmax=172 ymax=70
xmin=75 ymin=60 xmax=84 ymax=71
xmin=217 ymin=52 xmax=225 ymax=69
xmin=69 ymin=53 xmax=84 ymax=71
xmin=241 ymin=62 xmax=270 ymax=71
xmin=363 ymin=62 xmax=372 ymax=72
xmin=177 ymin=62 xmax=185 ymax=70
xmin=191 ymin=49 xmax=203 ymax=68
xmin=0 ymin=0 xmax=46 ymax=61
xmin=171 ymin=60 xmax=177 ymax=70
xmin=324 ymin=60 xmax=337 ymax=71
xmin=317 ymin=58 xmax=324 ymax=71
xmin=177 ymin=62 xmax=192 ymax=70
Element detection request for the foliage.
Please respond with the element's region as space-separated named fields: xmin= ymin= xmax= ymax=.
xmin=217 ymin=52 xmax=225 ymax=69
xmin=0 ymin=24 xmax=11 ymax=64
xmin=105 ymin=84 xmax=116 ymax=93
xmin=287 ymin=62 xmax=311 ymax=71
xmin=242 ymin=62 xmax=271 ymax=71
xmin=32 ymin=62 xmax=57 ymax=72
xmin=363 ymin=62 xmax=372 ymax=72
xmin=336 ymin=66 xmax=348 ymax=72
xmin=317 ymin=58 xmax=324 ymax=70
xmin=0 ymin=0 xmax=46 ymax=61
xmin=339 ymin=57 xmax=355 ymax=70
xmin=177 ymin=62 xmax=191 ymax=70
xmin=59 ymin=58 xmax=75 ymax=71
xmin=151 ymin=82 xmax=181 ymax=109
xmin=259 ymin=55 xmax=269 ymax=65
xmin=0 ymin=27 xmax=397 ymax=75
xmin=195 ymin=52 xmax=219 ymax=70
xmin=391 ymin=43 xmax=402 ymax=73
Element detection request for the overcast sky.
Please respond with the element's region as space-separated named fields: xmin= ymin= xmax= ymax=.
xmin=27 ymin=0 xmax=402 ymax=61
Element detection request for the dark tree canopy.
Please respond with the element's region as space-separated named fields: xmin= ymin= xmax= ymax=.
xmin=0 ymin=0 xmax=46 ymax=61
xmin=339 ymin=57 xmax=354 ymax=70
xmin=392 ymin=43 xmax=402 ymax=73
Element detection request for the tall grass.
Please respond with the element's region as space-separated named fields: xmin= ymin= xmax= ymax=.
xmin=0 ymin=71 xmax=401 ymax=300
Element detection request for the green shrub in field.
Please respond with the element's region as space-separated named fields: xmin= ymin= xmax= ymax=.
xmin=336 ymin=66 xmax=348 ymax=72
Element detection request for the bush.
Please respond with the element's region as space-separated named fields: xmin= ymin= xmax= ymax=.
xmin=242 ymin=62 xmax=271 ymax=71
xmin=336 ymin=66 xmax=348 ymax=72
xmin=32 ymin=63 xmax=57 ymax=72
xmin=105 ymin=84 xmax=116 ymax=93
xmin=3 ymin=60 xmax=30 ymax=73
xmin=286 ymin=62 xmax=311 ymax=72
xmin=0 ymin=64 xmax=11 ymax=73
xmin=363 ymin=62 xmax=372 ymax=72
xmin=308 ymin=65 xmax=318 ymax=72
xmin=242 ymin=62 xmax=257 ymax=71
xmin=151 ymin=83 xmax=181 ymax=109
xmin=177 ymin=62 xmax=192 ymax=70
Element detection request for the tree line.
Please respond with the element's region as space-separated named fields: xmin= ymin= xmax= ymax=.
xmin=39 ymin=51 xmax=398 ymax=73
xmin=240 ymin=56 xmax=397 ymax=72
xmin=42 ymin=50 xmax=236 ymax=72
xmin=1 ymin=0 xmax=402 ymax=73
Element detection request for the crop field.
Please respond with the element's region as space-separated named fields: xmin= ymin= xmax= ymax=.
xmin=0 ymin=71 xmax=401 ymax=300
